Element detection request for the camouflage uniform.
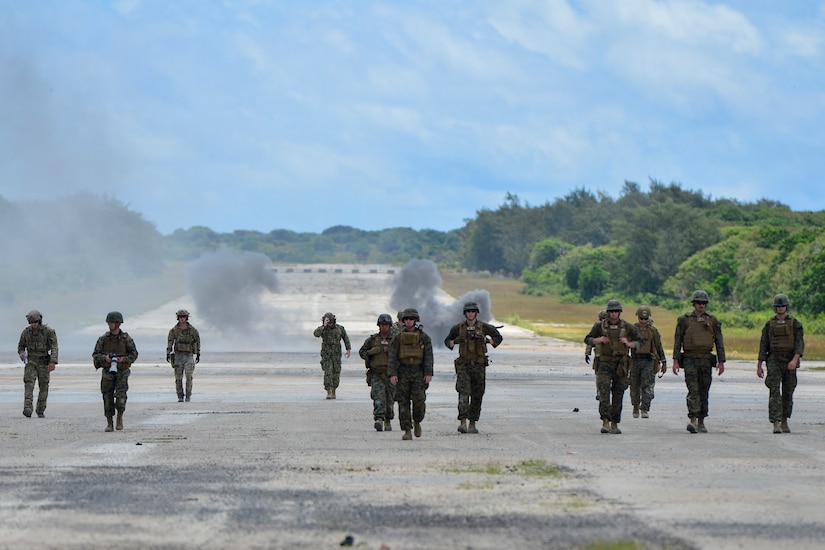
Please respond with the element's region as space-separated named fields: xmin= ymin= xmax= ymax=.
xmin=313 ymin=314 xmax=351 ymax=394
xmin=444 ymin=304 xmax=503 ymax=429
xmin=584 ymin=301 xmax=641 ymax=433
xmin=757 ymin=298 xmax=804 ymax=429
xmin=93 ymin=313 xmax=139 ymax=429
xmin=359 ymin=316 xmax=396 ymax=430
xmin=630 ymin=308 xmax=666 ymax=416
xmin=673 ymin=292 xmax=726 ymax=432
xmin=17 ymin=311 xmax=59 ymax=418
xmin=167 ymin=314 xmax=201 ymax=402
xmin=388 ymin=311 xmax=434 ymax=438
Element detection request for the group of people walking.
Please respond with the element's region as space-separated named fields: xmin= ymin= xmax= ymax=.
xmin=314 ymin=302 xmax=503 ymax=441
xmin=585 ymin=291 xmax=804 ymax=435
xmin=17 ymin=309 xmax=200 ymax=432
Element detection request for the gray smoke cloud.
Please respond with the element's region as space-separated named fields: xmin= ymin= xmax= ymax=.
xmin=389 ymin=259 xmax=494 ymax=343
xmin=185 ymin=248 xmax=280 ymax=336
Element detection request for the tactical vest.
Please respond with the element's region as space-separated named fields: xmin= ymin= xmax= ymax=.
xmin=370 ymin=334 xmax=392 ymax=370
xmin=458 ymin=322 xmax=488 ymax=364
xmin=683 ymin=315 xmax=715 ymax=354
xmin=635 ymin=325 xmax=654 ymax=355
xmin=98 ymin=332 xmax=131 ymax=370
xmin=769 ymin=317 xmax=795 ymax=352
xmin=172 ymin=325 xmax=197 ymax=353
xmin=599 ymin=319 xmax=628 ymax=357
xmin=398 ymin=331 xmax=424 ymax=364
xmin=24 ymin=326 xmax=52 ymax=354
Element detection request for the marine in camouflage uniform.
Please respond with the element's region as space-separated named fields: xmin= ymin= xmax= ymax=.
xmin=630 ymin=306 xmax=666 ymax=419
xmin=313 ymin=312 xmax=351 ymax=399
xmin=17 ymin=310 xmax=59 ymax=418
xmin=166 ymin=309 xmax=201 ymax=402
xmin=585 ymin=309 xmax=607 ymax=401
xmin=584 ymin=300 xmax=641 ymax=434
xmin=444 ymin=301 xmax=503 ymax=434
xmin=672 ymin=290 xmax=726 ymax=434
xmin=388 ymin=308 xmax=433 ymax=441
xmin=92 ymin=311 xmax=139 ymax=432
xmin=756 ymin=294 xmax=804 ymax=434
xmin=359 ymin=314 xmax=396 ymax=432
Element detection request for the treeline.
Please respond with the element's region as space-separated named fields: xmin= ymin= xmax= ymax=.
xmin=163 ymin=224 xmax=462 ymax=265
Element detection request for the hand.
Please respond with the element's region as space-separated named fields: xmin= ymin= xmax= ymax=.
xmin=717 ymin=362 xmax=725 ymax=375
xmin=424 ymin=375 xmax=433 ymax=385
xmin=196 ymin=353 xmax=200 ymax=364
xmin=660 ymin=362 xmax=667 ymax=374
xmin=166 ymin=353 xmax=172 ymax=363
xmin=390 ymin=376 xmax=398 ymax=385
xmin=757 ymin=364 xmax=764 ymax=379
xmin=672 ymin=359 xmax=681 ymax=376
xmin=584 ymin=354 xmax=591 ymax=365
xmin=48 ymin=362 xmax=56 ymax=372
xmin=448 ymin=340 xmax=455 ymax=350
xmin=19 ymin=353 xmax=26 ymax=362
xmin=345 ymin=349 xmax=351 ymax=359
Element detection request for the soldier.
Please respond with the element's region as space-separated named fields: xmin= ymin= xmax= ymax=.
xmin=166 ymin=309 xmax=201 ymax=402
xmin=359 ymin=314 xmax=396 ymax=431
xmin=444 ymin=301 xmax=503 ymax=434
xmin=313 ymin=312 xmax=351 ymax=399
xmin=672 ymin=290 xmax=726 ymax=433
xmin=630 ymin=306 xmax=666 ymax=419
xmin=392 ymin=310 xmax=404 ymax=338
xmin=585 ymin=309 xmax=607 ymax=401
xmin=92 ymin=312 xmax=139 ymax=432
xmin=757 ymin=294 xmax=804 ymax=434
xmin=17 ymin=310 xmax=59 ymax=418
xmin=388 ymin=308 xmax=434 ymax=441
xmin=584 ymin=300 xmax=641 ymax=434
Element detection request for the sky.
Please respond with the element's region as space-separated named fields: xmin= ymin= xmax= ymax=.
xmin=2 ymin=0 xmax=824 ymax=235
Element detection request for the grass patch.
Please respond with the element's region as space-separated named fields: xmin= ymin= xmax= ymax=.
xmin=441 ymin=270 xmax=825 ymax=361
xmin=510 ymin=459 xmax=565 ymax=478
xmin=457 ymin=481 xmax=496 ymax=490
xmin=443 ymin=462 xmax=503 ymax=475
xmin=583 ymin=542 xmax=645 ymax=550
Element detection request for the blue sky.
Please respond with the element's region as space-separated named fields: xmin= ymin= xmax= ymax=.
xmin=2 ymin=1 xmax=824 ymax=235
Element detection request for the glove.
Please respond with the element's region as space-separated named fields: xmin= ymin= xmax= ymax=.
xmin=660 ymin=361 xmax=667 ymax=374
xmin=584 ymin=354 xmax=591 ymax=365
xmin=196 ymin=353 xmax=200 ymax=364
xmin=166 ymin=353 xmax=171 ymax=363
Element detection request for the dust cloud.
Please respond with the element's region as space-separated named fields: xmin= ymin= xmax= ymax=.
xmin=185 ymin=247 xmax=280 ymax=338
xmin=390 ymin=259 xmax=493 ymax=343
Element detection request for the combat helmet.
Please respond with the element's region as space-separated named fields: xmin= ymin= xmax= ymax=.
xmin=401 ymin=308 xmax=420 ymax=321
xmin=606 ymin=300 xmax=623 ymax=312
xmin=691 ymin=290 xmax=710 ymax=304
xmin=773 ymin=294 xmax=790 ymax=309
xmin=463 ymin=301 xmax=480 ymax=313
xmin=176 ymin=309 xmax=190 ymax=318
xmin=26 ymin=310 xmax=43 ymax=323
xmin=377 ymin=313 xmax=393 ymax=325
xmin=397 ymin=310 xmax=404 ymax=321
xmin=598 ymin=309 xmax=607 ymax=321
xmin=322 ymin=312 xmax=336 ymax=323
xmin=636 ymin=305 xmax=651 ymax=319
xmin=106 ymin=311 xmax=124 ymax=323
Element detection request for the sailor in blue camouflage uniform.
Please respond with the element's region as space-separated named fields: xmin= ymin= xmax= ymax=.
xmin=757 ymin=294 xmax=804 ymax=434
xmin=17 ymin=310 xmax=59 ymax=418
xmin=313 ymin=312 xmax=351 ymax=399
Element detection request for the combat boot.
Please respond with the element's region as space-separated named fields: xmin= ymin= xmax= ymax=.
xmin=773 ymin=421 xmax=782 ymax=434
xmin=402 ymin=429 xmax=412 ymax=440
xmin=640 ymin=410 xmax=649 ymax=419
xmin=325 ymin=389 xmax=333 ymax=399
xmin=457 ymin=419 xmax=468 ymax=433
xmin=374 ymin=419 xmax=384 ymax=432
xmin=23 ymin=408 xmax=32 ymax=418
xmin=414 ymin=421 xmax=422 ymax=438
xmin=116 ymin=411 xmax=124 ymax=431
xmin=632 ymin=405 xmax=639 ymax=418
xmin=177 ymin=395 xmax=184 ymax=402
xmin=384 ymin=420 xmax=392 ymax=431
xmin=185 ymin=395 xmax=191 ymax=402
xmin=330 ymin=388 xmax=336 ymax=400
xmin=601 ymin=418 xmax=610 ymax=434
xmin=687 ymin=417 xmax=698 ymax=433
xmin=697 ymin=418 xmax=707 ymax=433
xmin=610 ymin=421 xmax=622 ymax=434
xmin=105 ymin=416 xmax=114 ymax=432
xmin=781 ymin=419 xmax=791 ymax=433
xmin=468 ymin=421 xmax=478 ymax=434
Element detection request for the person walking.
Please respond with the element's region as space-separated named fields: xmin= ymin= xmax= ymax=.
xmin=92 ymin=311 xmax=139 ymax=432
xmin=757 ymin=294 xmax=804 ymax=434
xmin=584 ymin=300 xmax=641 ymax=434
xmin=167 ymin=309 xmax=201 ymax=402
xmin=359 ymin=314 xmax=396 ymax=432
xmin=444 ymin=301 xmax=503 ymax=434
xmin=313 ymin=312 xmax=351 ymax=399
xmin=17 ymin=310 xmax=58 ymax=418
xmin=672 ymin=290 xmax=726 ymax=433
xmin=630 ymin=306 xmax=666 ymax=419
xmin=388 ymin=308 xmax=433 ymax=441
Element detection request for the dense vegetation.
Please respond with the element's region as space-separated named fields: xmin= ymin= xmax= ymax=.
xmin=4 ymin=180 xmax=825 ymax=333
